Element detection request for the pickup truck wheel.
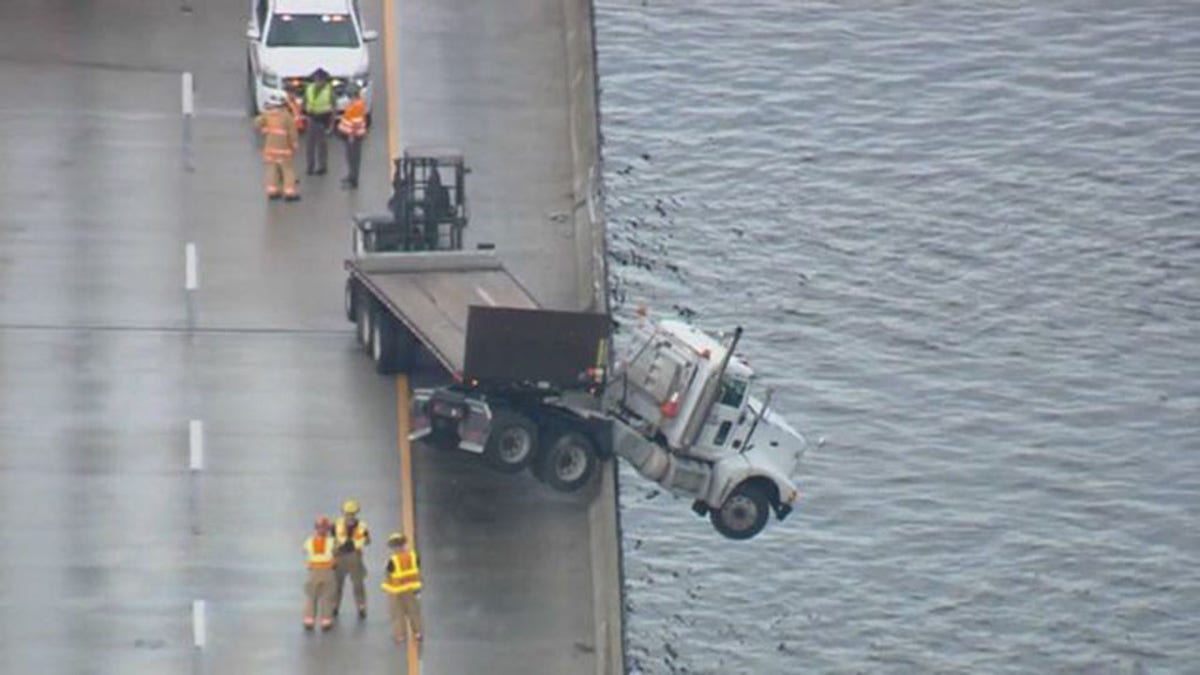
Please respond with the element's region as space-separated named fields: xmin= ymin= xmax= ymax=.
xmin=482 ymin=410 xmax=537 ymax=473
xmin=710 ymin=482 xmax=771 ymax=540
xmin=345 ymin=278 xmax=360 ymax=322
xmin=246 ymin=60 xmax=258 ymax=116
xmin=537 ymin=431 xmax=597 ymax=493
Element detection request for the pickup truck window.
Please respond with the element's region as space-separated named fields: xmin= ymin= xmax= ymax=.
xmin=267 ymin=14 xmax=360 ymax=47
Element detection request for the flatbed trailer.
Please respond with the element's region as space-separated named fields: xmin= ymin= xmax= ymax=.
xmin=343 ymin=250 xmax=540 ymax=375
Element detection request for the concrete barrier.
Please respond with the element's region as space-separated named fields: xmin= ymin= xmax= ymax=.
xmin=563 ymin=0 xmax=627 ymax=673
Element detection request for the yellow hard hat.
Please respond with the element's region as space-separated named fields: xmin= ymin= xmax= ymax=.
xmin=341 ymin=498 xmax=360 ymax=515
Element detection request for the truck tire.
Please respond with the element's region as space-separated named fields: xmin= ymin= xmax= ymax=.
xmin=371 ymin=311 xmax=416 ymax=375
xmin=246 ymin=60 xmax=258 ymax=116
xmin=536 ymin=431 xmax=597 ymax=493
xmin=356 ymin=296 xmax=373 ymax=346
xmin=345 ymin=278 xmax=360 ymax=322
xmin=710 ymin=481 xmax=771 ymax=540
xmin=482 ymin=410 xmax=537 ymax=473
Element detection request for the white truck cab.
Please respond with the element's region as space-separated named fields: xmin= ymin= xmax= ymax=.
xmin=608 ymin=318 xmax=808 ymax=539
xmin=246 ymin=0 xmax=377 ymax=116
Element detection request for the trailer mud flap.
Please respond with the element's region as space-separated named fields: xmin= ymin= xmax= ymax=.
xmin=408 ymin=389 xmax=434 ymax=441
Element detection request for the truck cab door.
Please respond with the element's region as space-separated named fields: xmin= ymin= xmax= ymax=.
xmin=691 ymin=378 xmax=749 ymax=460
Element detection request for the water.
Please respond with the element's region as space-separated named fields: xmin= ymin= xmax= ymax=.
xmin=594 ymin=2 xmax=1200 ymax=672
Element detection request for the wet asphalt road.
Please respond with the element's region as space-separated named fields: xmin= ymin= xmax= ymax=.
xmin=0 ymin=0 xmax=611 ymax=673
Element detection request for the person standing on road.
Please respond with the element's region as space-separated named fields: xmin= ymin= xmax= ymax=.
xmin=336 ymin=84 xmax=368 ymax=189
xmin=303 ymin=68 xmax=334 ymax=175
xmin=332 ymin=498 xmax=371 ymax=619
xmin=380 ymin=532 xmax=423 ymax=644
xmin=302 ymin=516 xmax=337 ymax=631
xmin=253 ymin=93 xmax=300 ymax=201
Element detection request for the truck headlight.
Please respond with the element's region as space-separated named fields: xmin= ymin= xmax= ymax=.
xmin=260 ymin=69 xmax=280 ymax=88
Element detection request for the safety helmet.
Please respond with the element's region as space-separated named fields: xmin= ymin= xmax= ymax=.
xmin=315 ymin=516 xmax=332 ymax=531
xmin=387 ymin=532 xmax=406 ymax=547
xmin=266 ymin=93 xmax=286 ymax=108
xmin=341 ymin=498 xmax=360 ymax=515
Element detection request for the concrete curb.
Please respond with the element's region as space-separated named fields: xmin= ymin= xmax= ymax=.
xmin=563 ymin=0 xmax=627 ymax=672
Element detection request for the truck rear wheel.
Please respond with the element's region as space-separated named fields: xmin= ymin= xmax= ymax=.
xmin=536 ymin=431 xmax=597 ymax=493
xmin=371 ymin=311 xmax=416 ymax=375
xmin=482 ymin=410 xmax=537 ymax=472
xmin=345 ymin=278 xmax=360 ymax=322
xmin=356 ymin=296 xmax=373 ymax=345
xmin=710 ymin=481 xmax=771 ymax=540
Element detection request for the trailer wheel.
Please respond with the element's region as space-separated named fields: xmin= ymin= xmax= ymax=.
xmin=536 ymin=431 xmax=597 ymax=493
xmin=356 ymin=296 xmax=373 ymax=346
xmin=371 ymin=312 xmax=415 ymax=375
xmin=370 ymin=312 xmax=394 ymax=374
xmin=345 ymin=278 xmax=360 ymax=322
xmin=710 ymin=481 xmax=771 ymax=540
xmin=482 ymin=410 xmax=537 ymax=473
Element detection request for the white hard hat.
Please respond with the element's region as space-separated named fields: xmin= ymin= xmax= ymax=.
xmin=266 ymin=93 xmax=286 ymax=107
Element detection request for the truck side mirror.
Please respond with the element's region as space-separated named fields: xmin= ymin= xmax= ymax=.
xmin=246 ymin=27 xmax=261 ymax=40
xmin=362 ymin=29 xmax=379 ymax=42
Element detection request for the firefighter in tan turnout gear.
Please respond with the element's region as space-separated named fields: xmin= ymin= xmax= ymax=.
xmin=381 ymin=532 xmax=423 ymax=644
xmin=302 ymin=516 xmax=336 ymax=631
xmin=333 ymin=498 xmax=371 ymax=619
xmin=253 ymin=92 xmax=300 ymax=201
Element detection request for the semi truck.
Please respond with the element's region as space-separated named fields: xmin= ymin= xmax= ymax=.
xmin=344 ymin=248 xmax=810 ymax=540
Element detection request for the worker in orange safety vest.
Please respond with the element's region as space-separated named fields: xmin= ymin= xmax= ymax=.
xmin=336 ymin=84 xmax=368 ymax=190
xmin=253 ymin=93 xmax=300 ymax=201
xmin=332 ymin=498 xmax=371 ymax=619
xmin=380 ymin=532 xmax=423 ymax=644
xmin=302 ymin=516 xmax=337 ymax=630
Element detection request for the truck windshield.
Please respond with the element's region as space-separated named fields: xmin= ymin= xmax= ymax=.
xmin=718 ymin=377 xmax=747 ymax=408
xmin=266 ymin=14 xmax=359 ymax=47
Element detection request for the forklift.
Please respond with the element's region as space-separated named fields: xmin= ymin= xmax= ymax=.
xmin=352 ymin=147 xmax=468 ymax=254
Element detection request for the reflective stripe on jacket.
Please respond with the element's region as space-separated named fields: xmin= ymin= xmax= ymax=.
xmin=336 ymin=98 xmax=367 ymax=137
xmin=304 ymin=535 xmax=336 ymax=569
xmin=254 ymin=107 xmax=297 ymax=160
xmin=334 ymin=517 xmax=370 ymax=552
xmin=304 ymin=82 xmax=333 ymax=115
xmin=380 ymin=551 xmax=421 ymax=593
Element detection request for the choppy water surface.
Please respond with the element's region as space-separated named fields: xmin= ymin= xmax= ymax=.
xmin=594 ymin=2 xmax=1199 ymax=672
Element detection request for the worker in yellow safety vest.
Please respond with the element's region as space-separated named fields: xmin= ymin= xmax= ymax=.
xmin=253 ymin=93 xmax=300 ymax=201
xmin=302 ymin=516 xmax=337 ymax=630
xmin=302 ymin=68 xmax=334 ymax=175
xmin=380 ymin=532 xmax=423 ymax=644
xmin=332 ymin=498 xmax=371 ymax=619
xmin=336 ymin=84 xmax=368 ymax=190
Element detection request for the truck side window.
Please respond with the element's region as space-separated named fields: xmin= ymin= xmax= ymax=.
xmin=719 ymin=378 xmax=746 ymax=408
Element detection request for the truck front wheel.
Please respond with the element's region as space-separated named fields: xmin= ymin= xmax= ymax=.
xmin=710 ymin=481 xmax=771 ymax=540
xmin=483 ymin=410 xmax=538 ymax=473
xmin=536 ymin=431 xmax=597 ymax=493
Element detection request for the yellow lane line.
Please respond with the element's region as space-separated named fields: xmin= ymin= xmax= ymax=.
xmin=382 ymin=0 xmax=399 ymax=164
xmin=383 ymin=0 xmax=416 ymax=669
xmin=395 ymin=375 xmax=419 ymax=672
xmin=395 ymin=375 xmax=416 ymax=539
